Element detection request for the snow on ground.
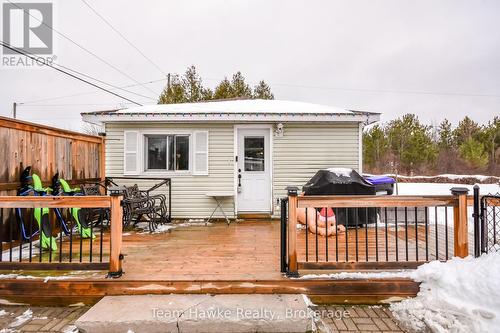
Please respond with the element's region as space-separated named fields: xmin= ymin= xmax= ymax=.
xmin=391 ymin=252 xmax=500 ymax=333
xmin=300 ymin=252 xmax=500 ymax=333
xmin=136 ymin=220 xmax=212 ymax=234
xmin=365 ymin=173 xmax=500 ymax=182
xmin=8 ymin=309 xmax=32 ymax=327
xmin=396 ymin=182 xmax=499 ymax=196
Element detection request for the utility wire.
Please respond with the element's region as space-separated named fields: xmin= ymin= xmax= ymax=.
xmin=19 ymin=78 xmax=165 ymax=105
xmin=5 ymin=0 xmax=159 ymax=96
xmin=1 ymin=41 xmax=142 ymax=106
xmin=80 ymin=0 xmax=167 ymax=77
xmin=51 ymin=63 xmax=156 ymax=100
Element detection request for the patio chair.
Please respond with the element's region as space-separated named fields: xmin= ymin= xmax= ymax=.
xmin=122 ymin=184 xmax=169 ymax=231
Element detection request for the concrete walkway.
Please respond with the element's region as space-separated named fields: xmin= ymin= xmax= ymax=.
xmin=0 ymin=303 xmax=406 ymax=332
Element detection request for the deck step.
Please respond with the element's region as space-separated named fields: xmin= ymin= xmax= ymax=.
xmin=75 ymin=294 xmax=314 ymax=333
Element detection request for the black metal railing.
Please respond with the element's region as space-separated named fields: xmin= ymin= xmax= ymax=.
xmin=282 ymin=187 xmax=470 ymax=274
xmin=0 ymin=196 xmax=115 ymax=270
xmin=280 ymin=198 xmax=288 ymax=273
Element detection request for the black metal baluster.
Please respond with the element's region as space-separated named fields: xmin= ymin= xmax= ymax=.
xmin=384 ymin=207 xmax=388 ymax=261
xmin=435 ymin=206 xmax=439 ymax=260
xmin=355 ymin=209 xmax=359 ymax=261
xmin=335 ymin=208 xmax=339 ymax=262
xmin=345 ymin=208 xmax=349 ymax=262
xmin=315 ymin=209 xmax=318 ymax=262
xmin=395 ymin=207 xmax=398 ymax=261
xmin=305 ymin=208 xmax=308 ymax=262
xmin=69 ymin=212 xmax=73 ymax=263
xmin=48 ymin=210 xmax=53 ymax=263
xmin=414 ymin=207 xmax=419 ymax=261
xmin=79 ymin=218 xmax=83 ymax=262
xmin=10 ymin=211 xmax=13 ymax=262
xmin=28 ymin=210 xmax=32 ymax=262
xmin=99 ymin=210 xmax=104 ymax=262
xmin=404 ymin=207 xmax=408 ymax=261
xmin=365 ymin=207 xmax=368 ymax=261
xmin=445 ymin=207 xmax=449 ymax=260
xmin=375 ymin=207 xmax=378 ymax=262
xmin=39 ymin=213 xmax=42 ymax=262
xmin=325 ymin=208 xmax=328 ymax=262
xmin=59 ymin=215 xmax=63 ymax=263
xmin=425 ymin=207 xmax=429 ymax=261
xmin=19 ymin=216 xmax=22 ymax=262
xmin=89 ymin=217 xmax=93 ymax=263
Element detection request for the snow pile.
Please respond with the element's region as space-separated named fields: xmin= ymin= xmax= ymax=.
xmin=300 ymin=270 xmax=411 ymax=280
xmin=326 ymin=167 xmax=353 ymax=177
xmin=391 ymin=252 xmax=500 ymax=333
xmin=9 ymin=309 xmax=32 ymax=327
xmin=0 ymin=309 xmax=7 ymax=317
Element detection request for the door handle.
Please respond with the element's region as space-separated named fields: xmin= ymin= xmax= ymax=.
xmin=238 ymin=173 xmax=242 ymax=187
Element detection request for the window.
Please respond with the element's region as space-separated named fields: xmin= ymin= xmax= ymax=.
xmin=244 ymin=136 xmax=265 ymax=171
xmin=145 ymin=134 xmax=189 ymax=171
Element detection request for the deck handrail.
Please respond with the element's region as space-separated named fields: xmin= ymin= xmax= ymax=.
xmin=283 ymin=189 xmax=470 ymax=276
xmin=0 ymin=194 xmax=123 ymax=276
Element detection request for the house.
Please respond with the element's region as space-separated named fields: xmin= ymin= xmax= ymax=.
xmin=81 ymin=99 xmax=380 ymax=219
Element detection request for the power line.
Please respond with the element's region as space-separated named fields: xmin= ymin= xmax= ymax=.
xmin=80 ymin=0 xmax=167 ymax=77
xmin=19 ymin=78 xmax=165 ymax=105
xmin=1 ymin=41 xmax=142 ymax=106
xmin=264 ymin=82 xmax=500 ymax=99
xmin=51 ymin=63 xmax=156 ymax=100
xmin=5 ymin=0 xmax=159 ymax=96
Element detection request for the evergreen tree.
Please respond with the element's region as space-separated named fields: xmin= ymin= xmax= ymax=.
xmin=363 ymin=125 xmax=388 ymax=170
xmin=438 ymin=119 xmax=454 ymax=150
xmin=182 ymin=65 xmax=204 ymax=102
xmin=213 ymin=77 xmax=233 ymax=100
xmin=230 ymin=71 xmax=253 ymax=98
xmin=459 ymin=138 xmax=488 ymax=168
xmin=454 ymin=116 xmax=481 ymax=145
xmin=158 ymin=75 xmax=186 ymax=104
xmin=253 ymin=80 xmax=274 ymax=99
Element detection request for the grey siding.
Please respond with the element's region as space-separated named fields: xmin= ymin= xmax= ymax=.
xmin=105 ymin=122 xmax=360 ymax=219
xmin=105 ymin=122 xmax=234 ymax=219
xmin=272 ymin=123 xmax=360 ymax=214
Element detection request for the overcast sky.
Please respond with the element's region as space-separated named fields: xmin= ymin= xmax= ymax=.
xmin=1 ymin=0 xmax=499 ymax=131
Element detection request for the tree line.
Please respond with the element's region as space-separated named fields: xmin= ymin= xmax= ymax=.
xmin=363 ymin=114 xmax=500 ymax=176
xmin=158 ymin=65 xmax=274 ymax=104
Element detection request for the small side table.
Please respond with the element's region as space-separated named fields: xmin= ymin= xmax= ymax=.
xmin=205 ymin=192 xmax=234 ymax=225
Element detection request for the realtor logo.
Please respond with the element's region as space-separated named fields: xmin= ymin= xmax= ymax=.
xmin=2 ymin=2 xmax=55 ymax=67
xmin=3 ymin=2 xmax=53 ymax=54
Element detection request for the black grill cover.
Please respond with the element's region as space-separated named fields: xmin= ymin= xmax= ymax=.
xmin=302 ymin=169 xmax=377 ymax=226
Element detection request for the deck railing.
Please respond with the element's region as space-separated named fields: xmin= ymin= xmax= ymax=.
xmin=0 ymin=194 xmax=123 ymax=277
xmin=282 ymin=187 xmax=471 ymax=276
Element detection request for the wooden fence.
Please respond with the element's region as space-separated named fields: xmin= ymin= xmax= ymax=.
xmin=283 ymin=188 xmax=471 ymax=275
xmin=0 ymin=116 xmax=105 ymax=196
xmin=0 ymin=116 xmax=105 ymax=241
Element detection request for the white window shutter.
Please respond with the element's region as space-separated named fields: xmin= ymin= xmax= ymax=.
xmin=193 ymin=131 xmax=208 ymax=175
xmin=124 ymin=131 xmax=139 ymax=175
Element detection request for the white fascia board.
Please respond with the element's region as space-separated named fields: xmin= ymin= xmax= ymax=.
xmin=82 ymin=113 xmax=380 ymax=124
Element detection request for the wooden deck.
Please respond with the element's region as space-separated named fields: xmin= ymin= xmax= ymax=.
xmin=0 ymin=221 xmax=421 ymax=305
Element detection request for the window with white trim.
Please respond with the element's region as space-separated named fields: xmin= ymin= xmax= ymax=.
xmin=123 ymin=130 xmax=209 ymax=175
xmin=145 ymin=134 xmax=189 ymax=171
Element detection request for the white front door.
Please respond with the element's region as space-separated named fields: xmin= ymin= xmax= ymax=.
xmin=236 ymin=128 xmax=271 ymax=213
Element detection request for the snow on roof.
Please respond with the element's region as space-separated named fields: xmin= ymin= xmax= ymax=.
xmin=112 ymin=99 xmax=353 ymax=115
xmin=81 ymin=99 xmax=381 ymax=124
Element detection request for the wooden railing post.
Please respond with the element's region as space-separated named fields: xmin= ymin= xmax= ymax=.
xmin=286 ymin=186 xmax=299 ymax=277
xmin=108 ymin=193 xmax=123 ymax=278
xmin=451 ymin=187 xmax=469 ymax=258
